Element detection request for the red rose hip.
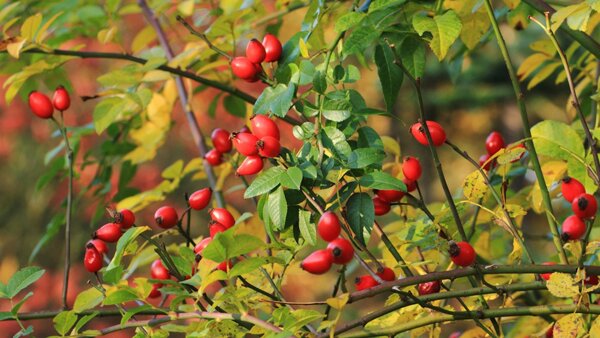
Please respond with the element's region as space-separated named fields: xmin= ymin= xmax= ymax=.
xmin=262 ymin=34 xmax=283 ymax=62
xmin=84 ymin=243 xmax=103 ymax=273
xmin=150 ymin=259 xmax=170 ymax=280
xmin=94 ymin=223 xmax=122 ymax=243
xmin=205 ymin=149 xmax=224 ymax=166
xmin=355 ymin=275 xmax=379 ymax=291
xmin=52 ymin=86 xmax=70 ymax=111
xmin=410 ymin=121 xmax=446 ymax=146
xmin=572 ymin=193 xmax=597 ymax=219
xmin=211 ymin=128 xmax=232 ymax=153
xmin=373 ymin=196 xmax=391 ymax=216
xmin=29 ymin=91 xmax=54 ymax=119
xmin=116 ymin=209 xmax=135 ymax=229
xmin=561 ymin=177 xmax=585 ymax=203
xmin=449 ymin=241 xmax=476 ymax=267
xmin=418 ymin=281 xmax=441 ymax=295
xmin=245 ymin=39 xmax=266 ymax=64
xmin=209 ymin=208 xmax=235 ymax=228
xmin=317 ymin=211 xmax=341 ymax=242
xmin=231 ymin=56 xmax=257 ymax=79
xmin=327 ymin=237 xmax=354 ymax=265
xmin=561 ymin=215 xmax=586 ymax=241
xmin=154 ymin=206 xmax=178 ymax=229
xmin=402 ymin=157 xmax=422 ymax=181
xmin=301 ymin=249 xmax=333 ymax=274
xmin=189 ymin=188 xmax=212 ymax=210
xmin=485 ymin=131 xmax=505 ymax=156
xmin=236 ymin=155 xmax=264 ymax=176
xmin=232 ymin=132 xmax=259 ymax=156
xmin=251 ymin=114 xmax=280 ymax=140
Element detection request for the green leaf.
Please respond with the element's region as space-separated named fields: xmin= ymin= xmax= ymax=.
xmin=335 ymin=12 xmax=365 ymax=33
xmin=74 ymin=312 xmax=99 ymax=334
xmin=531 ymin=120 xmax=584 ymax=161
xmin=374 ymin=44 xmax=403 ymax=111
xmin=11 ymin=292 xmax=33 ymax=315
xmin=412 ymin=10 xmax=462 ymax=60
xmin=0 ymin=312 xmax=13 ymax=321
xmin=103 ymin=289 xmax=138 ymax=306
xmin=6 ymin=266 xmax=45 ymax=299
xmin=321 ymin=127 xmax=352 ymax=159
xmin=399 ymin=36 xmax=426 ymax=79
xmin=244 ymin=166 xmax=285 ymax=198
xmin=268 ymin=186 xmax=288 ymax=231
xmin=343 ymin=29 xmax=380 ymax=56
xmin=107 ymin=226 xmax=150 ymax=271
xmin=357 ymin=126 xmax=384 ymax=150
xmin=313 ymin=71 xmax=327 ymax=94
xmin=202 ymin=232 xmax=265 ymax=262
xmin=73 ymin=287 xmax=104 ymax=313
xmin=280 ymin=167 xmax=303 ymax=190
xmin=322 ymin=98 xmax=351 ymax=122
xmin=229 ymin=257 xmax=268 ymax=277
xmin=369 ymin=0 xmax=407 ymax=12
xmin=29 ymin=212 xmax=65 ymax=262
xmin=53 ymin=310 xmax=77 ymax=336
xmin=347 ymin=148 xmax=385 ymax=169
xmin=121 ymin=305 xmax=155 ymax=327
xmin=223 ymin=95 xmax=247 ymax=118
xmin=254 ymin=84 xmax=296 ymax=118
xmin=346 ymin=193 xmax=375 ymax=245
xmin=298 ymin=209 xmax=316 ymax=245
xmin=359 ymin=171 xmax=407 ymax=191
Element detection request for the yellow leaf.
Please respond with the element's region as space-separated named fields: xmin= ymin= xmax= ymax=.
xmin=20 ymin=13 xmax=42 ymax=41
xmin=590 ymin=316 xmax=600 ymax=338
xmin=97 ymin=26 xmax=117 ymax=44
xmin=460 ymin=10 xmax=490 ymax=50
xmin=177 ymin=0 xmax=195 ymax=16
xmin=142 ymin=70 xmax=171 ymax=82
xmin=0 ymin=3 xmax=19 ymax=25
xmin=326 ymin=293 xmax=349 ymax=310
xmin=530 ymin=40 xmax=556 ymax=57
xmin=36 ymin=12 xmax=62 ymax=43
xmin=503 ymin=0 xmax=520 ymax=9
xmin=131 ymin=25 xmax=156 ymax=53
xmin=517 ymin=53 xmax=550 ymax=80
xmin=508 ymin=237 xmax=523 ymax=264
xmin=463 ymin=170 xmax=487 ymax=201
xmin=6 ymin=38 xmax=26 ymax=58
xmin=528 ymin=62 xmax=561 ymax=90
xmin=496 ymin=145 xmax=526 ymax=165
xmin=546 ymin=273 xmax=580 ymax=298
xmin=554 ymin=313 xmax=585 ymax=337
xmin=299 ymin=38 xmax=309 ymax=58
xmin=381 ymin=136 xmax=400 ymax=157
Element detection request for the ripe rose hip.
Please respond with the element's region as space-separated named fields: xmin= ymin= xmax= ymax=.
xmin=116 ymin=209 xmax=135 ymax=229
xmin=300 ymin=249 xmax=333 ymax=274
xmin=189 ymin=188 xmax=212 ymax=210
xmin=151 ymin=259 xmax=170 ymax=280
xmin=404 ymin=178 xmax=417 ymax=192
xmin=327 ymin=237 xmax=354 ymax=265
xmin=479 ymin=154 xmax=492 ymax=170
xmin=317 ymin=211 xmax=341 ymax=242
xmin=194 ymin=237 xmax=212 ymax=255
xmin=376 ymin=189 xmax=404 ymax=203
xmin=236 ymin=155 xmax=264 ymax=176
xmin=246 ymin=39 xmax=266 ymax=64
xmin=449 ymin=241 xmax=476 ymax=267
xmin=540 ymin=262 xmax=556 ymax=281
xmin=417 ymin=280 xmax=441 ymax=295
xmin=28 ymin=91 xmax=54 ymax=119
xmin=232 ymin=132 xmax=260 ymax=156
xmin=485 ymin=131 xmax=505 ymax=156
xmin=377 ymin=267 xmax=396 ymax=281
xmin=251 ymin=114 xmax=280 ymax=140
xmin=52 ymin=86 xmax=70 ymax=111
xmin=231 ymin=56 xmax=258 ymax=79
xmin=355 ymin=275 xmax=379 ymax=291
xmin=561 ymin=215 xmax=586 ymax=241
xmin=572 ymin=193 xmax=597 ymax=219
xmin=216 ymin=260 xmax=233 ymax=272
xmin=94 ymin=223 xmax=122 ymax=243
xmin=154 ymin=206 xmax=178 ymax=229
xmin=211 ymin=128 xmax=232 ymax=153
xmin=84 ymin=243 xmax=103 ymax=273
xmin=148 ymin=283 xmax=162 ymax=298
xmin=209 ymin=222 xmax=227 ymax=238
xmin=561 ymin=177 xmax=585 ymax=203
xmin=402 ymin=157 xmax=422 ymax=181
xmin=373 ymin=196 xmax=391 ymax=216
xmin=205 ymin=149 xmax=224 ymax=166
xmin=585 ymin=275 xmax=599 ymax=285
xmin=257 ymin=136 xmax=281 ymax=158
xmin=209 ymin=208 xmax=236 ymax=228
xmin=410 ymin=121 xmax=446 ymax=146
xmin=262 ymin=34 xmax=283 ymax=62
xmin=87 ymin=239 xmax=108 ymax=256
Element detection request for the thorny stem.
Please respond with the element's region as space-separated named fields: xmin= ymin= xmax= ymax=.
xmin=482 ymin=0 xmax=568 ymax=263
xmin=51 ymin=117 xmax=73 ymax=310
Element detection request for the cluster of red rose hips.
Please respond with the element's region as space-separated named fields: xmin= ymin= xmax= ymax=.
xmin=559 ymin=176 xmax=597 ymax=241
xmin=206 ymin=115 xmax=281 ymax=176
xmin=477 ymin=131 xmax=525 ymax=170
xmin=300 ymin=212 xmax=356 ymax=274
xmin=231 ymin=34 xmax=282 ymax=82
xmin=372 ymin=156 xmax=421 ymax=215
xmin=28 ymin=86 xmax=71 ymax=118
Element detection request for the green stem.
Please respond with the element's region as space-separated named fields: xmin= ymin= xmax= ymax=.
xmin=373 ymin=221 xmax=413 ymax=277
xmin=340 ymin=304 xmax=600 ymax=337
xmin=482 ymin=0 xmax=568 ymax=263
xmin=51 ymin=117 xmax=73 ymax=310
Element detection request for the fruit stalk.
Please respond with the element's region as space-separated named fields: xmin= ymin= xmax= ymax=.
xmin=51 ymin=117 xmax=73 ymax=310
xmin=482 ymin=0 xmax=567 ymax=263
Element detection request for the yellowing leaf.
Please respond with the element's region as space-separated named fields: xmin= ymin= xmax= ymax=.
xmin=527 ymin=62 xmax=561 ymax=90
xmin=299 ymin=38 xmax=309 ymax=58
xmin=36 ymin=12 xmax=62 ymax=43
xmin=412 ymin=10 xmax=462 ymax=60
xmin=97 ymin=26 xmax=117 ymax=44
xmin=546 ymin=273 xmax=580 ymax=298
xmin=517 ymin=53 xmax=550 ymax=80
xmin=131 ymin=25 xmax=156 ymax=53
xmin=326 ymin=293 xmax=349 ymax=310
xmin=20 ymin=13 xmax=42 ymax=41
xmin=590 ymin=316 xmax=600 ymax=338
xmin=551 ymin=3 xmax=592 ymax=32
xmin=177 ymin=0 xmax=195 ymax=16
xmin=554 ymin=313 xmax=585 ymax=337
xmin=6 ymin=38 xmax=26 ymax=58
xmin=460 ymin=10 xmax=489 ymax=50
xmin=381 ymin=136 xmax=400 ymax=157
xmin=463 ymin=170 xmax=487 ymax=201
